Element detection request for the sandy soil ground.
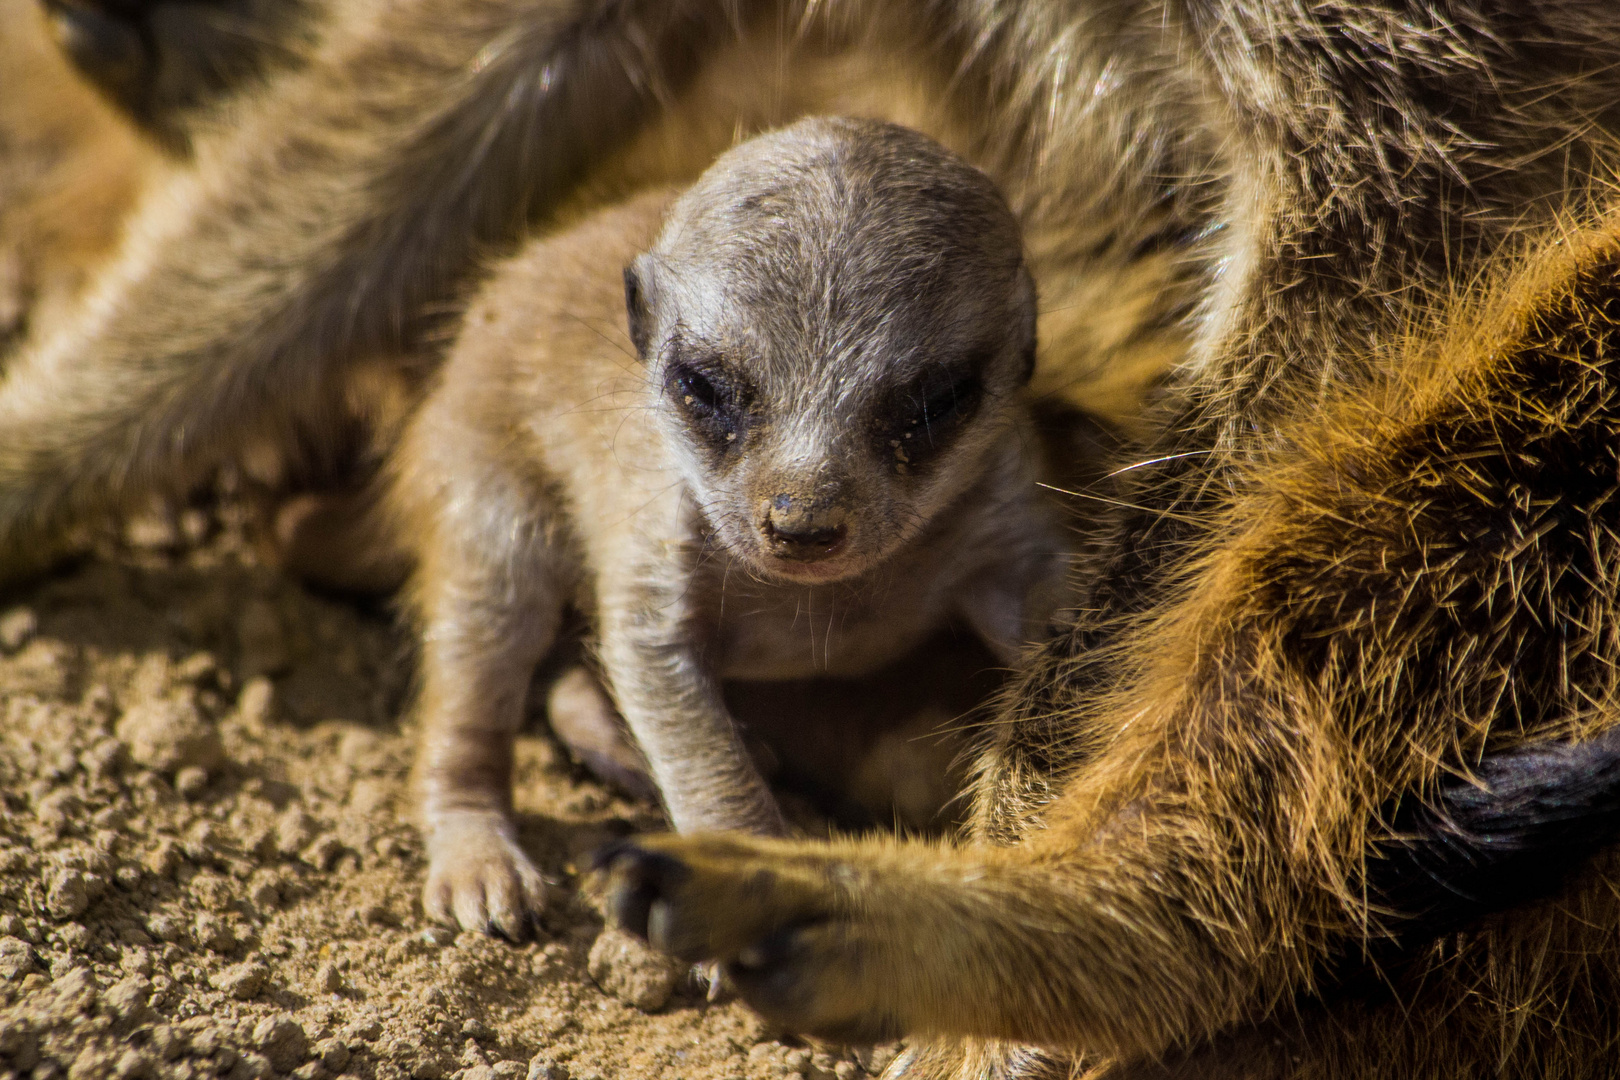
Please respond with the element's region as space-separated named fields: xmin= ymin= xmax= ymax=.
xmin=0 ymin=508 xmax=933 ymax=1080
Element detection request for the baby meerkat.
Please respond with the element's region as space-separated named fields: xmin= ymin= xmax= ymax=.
xmin=396 ymin=116 xmax=1067 ymax=936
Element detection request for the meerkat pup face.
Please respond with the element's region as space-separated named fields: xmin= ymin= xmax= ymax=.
xmin=624 ymin=117 xmax=1037 ymax=584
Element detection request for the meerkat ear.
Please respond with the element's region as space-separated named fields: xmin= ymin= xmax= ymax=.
xmin=624 ymin=257 xmax=657 ymax=360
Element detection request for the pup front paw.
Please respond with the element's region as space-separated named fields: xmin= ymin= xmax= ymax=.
xmin=596 ymin=835 xmax=903 ymax=1043
xmin=423 ymin=811 xmax=547 ymax=941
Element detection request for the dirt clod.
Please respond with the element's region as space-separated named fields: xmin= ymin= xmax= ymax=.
xmin=0 ymin=936 xmax=35 ymax=979
xmin=526 ymin=1057 xmax=568 ymax=1080
xmin=0 ymin=605 xmax=38 ymax=651
xmin=586 ymin=928 xmax=684 ymax=1012
xmin=115 ymin=695 xmax=224 ymax=774
xmin=251 ymin=1015 xmax=309 ymax=1071
xmin=211 ymin=960 xmax=270 ymax=1000
xmin=44 ymin=871 xmax=92 ymax=921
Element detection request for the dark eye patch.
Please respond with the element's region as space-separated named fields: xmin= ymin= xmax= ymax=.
xmin=664 ymin=348 xmax=749 ymax=452
xmin=873 ymin=359 xmax=987 ymax=472
xmin=915 ymin=371 xmax=983 ymax=432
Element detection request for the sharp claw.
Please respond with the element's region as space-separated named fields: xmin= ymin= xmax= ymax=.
xmin=608 ymin=874 xmax=656 ymax=940
xmin=594 ymin=842 xmax=704 ymax=957
xmin=488 ymin=917 xmax=526 ymax=943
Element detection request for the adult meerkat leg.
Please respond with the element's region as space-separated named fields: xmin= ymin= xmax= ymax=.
xmin=600 ymin=225 xmax=1620 ymax=1061
xmin=972 ymin=0 xmax=1620 ymax=873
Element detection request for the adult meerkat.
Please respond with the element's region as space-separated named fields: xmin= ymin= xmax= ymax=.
xmin=398 ymin=116 xmax=1068 ymax=937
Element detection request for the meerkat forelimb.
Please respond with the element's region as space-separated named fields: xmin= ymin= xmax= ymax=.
xmin=394 ymin=116 xmax=1067 ymax=937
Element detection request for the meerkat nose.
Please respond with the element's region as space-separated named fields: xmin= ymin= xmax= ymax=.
xmin=760 ymin=500 xmax=848 ymax=561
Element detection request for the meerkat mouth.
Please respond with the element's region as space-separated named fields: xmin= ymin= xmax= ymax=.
xmin=748 ymin=543 xmax=869 ymax=585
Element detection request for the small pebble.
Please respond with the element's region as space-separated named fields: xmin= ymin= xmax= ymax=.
xmin=209 ymin=960 xmax=269 ymax=1000
xmin=248 ymin=876 xmax=281 ymax=910
xmin=252 ymin=1015 xmax=309 ymax=1072
xmin=526 ymin=1058 xmax=569 ymax=1080
xmin=143 ymin=914 xmax=183 ymax=943
xmin=0 ymin=606 xmax=37 ymax=651
xmin=276 ymin=810 xmax=318 ymax=857
xmin=302 ymin=834 xmax=345 ymax=871
xmin=125 ymin=509 xmax=179 ymax=550
xmin=237 ymin=677 xmax=277 ymax=727
xmin=174 ymin=767 xmax=210 ymax=799
xmin=313 ymin=961 xmax=343 ymax=994
xmin=192 ymin=913 xmax=235 ymax=953
xmin=57 ymin=925 xmax=93 ymax=954
xmin=0 ymin=936 xmax=35 ymax=979
xmin=179 ymin=508 xmax=212 ymax=545
xmin=115 ymin=697 xmax=224 ymax=774
xmin=143 ymin=840 xmax=180 ymax=879
xmin=45 ymin=870 xmax=90 ymax=921
xmin=120 ymin=947 xmax=154 ymax=977
xmin=313 ymin=1038 xmax=350 ymax=1073
xmin=101 ymin=975 xmax=151 ymax=1022
xmin=340 ymin=1018 xmax=382 ymax=1044
xmin=145 ymin=1026 xmax=182 ymax=1062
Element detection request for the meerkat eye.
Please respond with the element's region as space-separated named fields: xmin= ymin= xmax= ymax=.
xmin=666 ymin=357 xmax=747 ymax=450
xmin=914 ymin=371 xmax=983 ymax=434
xmin=672 ymin=365 xmax=722 ymax=413
xmin=874 ymin=364 xmax=985 ymax=472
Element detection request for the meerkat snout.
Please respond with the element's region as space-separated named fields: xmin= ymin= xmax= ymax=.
xmin=758 ymin=492 xmax=849 ymax=561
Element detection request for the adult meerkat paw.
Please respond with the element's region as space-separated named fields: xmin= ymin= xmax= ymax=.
xmin=423 ymin=811 xmax=547 ymax=941
xmin=596 ymin=835 xmax=904 ymax=1043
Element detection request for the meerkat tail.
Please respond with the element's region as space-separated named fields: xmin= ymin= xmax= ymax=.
xmin=0 ymin=0 xmax=745 ymax=576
